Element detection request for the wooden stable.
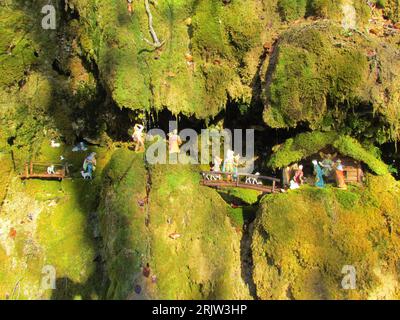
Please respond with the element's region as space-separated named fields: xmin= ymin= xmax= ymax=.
xmin=282 ymin=151 xmax=365 ymax=186
xmin=200 ymin=171 xmax=280 ymax=194
xmin=20 ymin=161 xmax=67 ymax=181
xmin=342 ymin=164 xmax=364 ymax=183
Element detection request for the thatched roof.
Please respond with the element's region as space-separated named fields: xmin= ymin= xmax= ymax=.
xmin=268 ymin=131 xmax=389 ymax=175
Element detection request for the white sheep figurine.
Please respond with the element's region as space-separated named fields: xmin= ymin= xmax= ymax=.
xmin=51 ymin=140 xmax=61 ymax=148
xmin=47 ymin=165 xmax=56 ymax=175
xmin=81 ymin=171 xmax=92 ymax=180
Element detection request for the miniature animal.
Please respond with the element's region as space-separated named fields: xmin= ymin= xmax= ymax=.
xmin=72 ymin=142 xmax=88 ymax=152
xmin=245 ymin=172 xmax=262 ymax=185
xmin=290 ymin=180 xmax=300 ymax=190
xmin=204 ymin=172 xmax=220 ymax=181
xmin=81 ymin=170 xmax=92 ymax=180
xmin=47 ymin=165 xmax=56 ymax=175
xmin=51 ymin=140 xmax=61 ymax=148
xmin=169 ymin=232 xmax=181 ymax=240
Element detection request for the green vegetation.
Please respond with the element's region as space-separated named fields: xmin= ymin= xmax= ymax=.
xmin=1 ymin=0 xmax=400 ymax=301
xmin=263 ymin=23 xmax=369 ymax=129
xmin=97 ymin=149 xmax=148 ymax=300
xmin=268 ymin=131 xmax=389 ymax=175
xmin=252 ymin=174 xmax=400 ymax=299
xmin=262 ymin=21 xmax=400 ymax=142
xmin=148 ymin=162 xmax=250 ymax=299
xmin=0 ymin=139 xmax=111 ymax=300
xmin=67 ymin=0 xmax=264 ymax=118
xmin=379 ymin=0 xmax=400 ymax=22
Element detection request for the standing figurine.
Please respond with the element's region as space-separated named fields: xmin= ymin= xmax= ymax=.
xmin=223 ymin=149 xmax=235 ymax=181
xmin=233 ymin=153 xmax=241 ymax=181
xmin=168 ymin=129 xmax=182 ymax=154
xmin=127 ymin=0 xmax=134 ymax=14
xmin=132 ymin=124 xmax=145 ymax=152
xmin=319 ymin=152 xmax=336 ymax=178
xmin=212 ymin=156 xmax=222 ymax=172
xmin=83 ymin=152 xmax=97 ymax=175
xmin=293 ymin=164 xmax=304 ymax=185
xmin=312 ymin=160 xmax=325 ymax=188
xmin=334 ymin=160 xmax=347 ymax=189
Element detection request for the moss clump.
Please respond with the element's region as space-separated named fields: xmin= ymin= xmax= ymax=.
xmin=252 ymin=174 xmax=400 ymax=299
xmin=67 ymin=0 xmax=264 ymax=119
xmin=277 ymin=0 xmax=342 ymax=22
xmin=268 ymin=131 xmax=389 ymax=175
xmin=97 ymin=148 xmax=148 ymax=300
xmin=263 ymin=23 xmax=369 ymax=129
xmin=96 ymin=151 xmax=250 ymax=299
xmin=148 ymin=162 xmax=250 ymax=299
xmin=380 ymin=0 xmax=400 ymax=22
xmin=277 ymin=0 xmax=307 ymax=22
xmin=0 ymin=144 xmax=111 ymax=300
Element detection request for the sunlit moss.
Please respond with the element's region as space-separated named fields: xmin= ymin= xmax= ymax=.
xmin=252 ymin=174 xmax=400 ymax=299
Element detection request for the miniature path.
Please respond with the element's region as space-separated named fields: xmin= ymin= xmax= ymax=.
xmin=200 ymin=172 xmax=280 ymax=194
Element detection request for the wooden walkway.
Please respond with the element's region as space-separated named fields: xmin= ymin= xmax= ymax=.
xmin=20 ymin=161 xmax=67 ymax=181
xmin=200 ymin=171 xmax=280 ymax=193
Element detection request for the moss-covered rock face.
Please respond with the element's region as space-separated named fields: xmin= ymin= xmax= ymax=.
xmin=148 ymin=162 xmax=250 ymax=299
xmin=252 ymin=174 xmax=400 ymax=300
xmin=65 ymin=0 xmax=266 ymax=118
xmin=0 ymin=142 xmax=111 ymax=300
xmin=262 ymin=21 xmax=400 ymax=142
xmin=98 ymin=151 xmax=250 ymax=300
xmin=97 ymin=149 xmax=148 ymax=300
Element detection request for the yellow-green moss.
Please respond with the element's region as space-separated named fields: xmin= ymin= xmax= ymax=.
xmin=268 ymin=131 xmax=389 ymax=175
xmin=148 ymin=162 xmax=250 ymax=299
xmin=263 ymin=22 xmax=370 ymax=129
xmin=252 ymin=174 xmax=400 ymax=299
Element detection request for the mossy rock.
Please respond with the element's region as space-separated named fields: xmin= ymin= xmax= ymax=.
xmin=252 ymin=174 xmax=400 ymax=299
xmin=262 ymin=21 xmax=400 ymax=142
xmin=67 ymin=0 xmax=264 ymax=119
xmin=147 ymin=161 xmax=250 ymax=299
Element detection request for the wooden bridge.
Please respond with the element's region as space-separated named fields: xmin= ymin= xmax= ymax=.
xmin=20 ymin=161 xmax=67 ymax=181
xmin=200 ymin=171 xmax=281 ymax=194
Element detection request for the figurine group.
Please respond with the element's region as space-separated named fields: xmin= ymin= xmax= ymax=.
xmin=282 ymin=164 xmax=304 ymax=190
xmin=131 ymin=124 xmax=182 ymax=154
xmin=283 ymin=153 xmax=347 ymax=190
xmin=312 ymin=153 xmax=347 ymax=189
xmin=81 ymin=152 xmax=97 ymax=180
xmin=210 ymin=150 xmax=241 ymax=181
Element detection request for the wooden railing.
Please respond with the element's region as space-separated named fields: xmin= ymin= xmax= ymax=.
xmin=20 ymin=161 xmax=66 ymax=181
xmin=200 ymin=171 xmax=281 ymax=193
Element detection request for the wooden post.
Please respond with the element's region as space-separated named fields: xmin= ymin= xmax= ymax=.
xmin=30 ymin=161 xmax=33 ymax=175
xmin=272 ymin=180 xmax=276 ymax=193
xmin=24 ymin=162 xmax=29 ymax=178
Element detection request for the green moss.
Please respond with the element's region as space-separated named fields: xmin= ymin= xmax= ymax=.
xmin=264 ymin=23 xmax=369 ymax=130
xmin=277 ymin=0 xmax=307 ymax=22
xmin=67 ymin=0 xmax=265 ymax=119
xmin=218 ymin=188 xmax=261 ymax=205
xmin=148 ymin=163 xmax=250 ymax=299
xmin=381 ymin=0 xmax=400 ymax=23
xmin=268 ymin=131 xmax=389 ymax=175
xmin=252 ymin=174 xmax=400 ymax=299
xmin=98 ymin=148 xmax=148 ymax=300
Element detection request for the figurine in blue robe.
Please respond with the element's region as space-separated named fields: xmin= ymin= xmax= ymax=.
xmin=312 ymin=160 xmax=325 ymax=188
